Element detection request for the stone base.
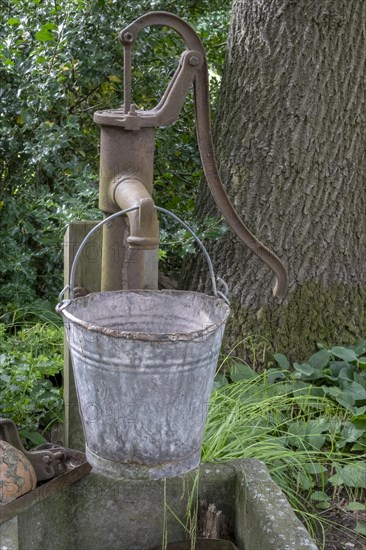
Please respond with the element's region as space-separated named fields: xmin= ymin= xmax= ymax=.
xmin=15 ymin=459 xmax=318 ymax=550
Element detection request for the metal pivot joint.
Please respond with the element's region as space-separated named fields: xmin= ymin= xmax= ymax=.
xmin=93 ymin=11 xmax=288 ymax=299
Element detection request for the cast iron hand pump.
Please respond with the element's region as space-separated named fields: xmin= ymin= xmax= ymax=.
xmin=94 ymin=11 xmax=288 ymax=298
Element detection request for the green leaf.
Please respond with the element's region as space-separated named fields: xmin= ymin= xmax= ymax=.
xmin=346 ymin=502 xmax=366 ymax=511
xmin=329 ymin=464 xmax=366 ymax=489
xmin=310 ymin=491 xmax=330 ymax=502
xmin=331 ymin=346 xmax=358 ymax=362
xmin=355 ymin=521 xmax=366 ymax=536
xmin=296 ymin=471 xmax=313 ymax=490
xmin=213 ymin=374 xmax=228 ymax=390
xmin=35 ymin=24 xmax=58 ymax=43
xmin=274 ymin=353 xmax=289 ymax=370
xmin=7 ymin=18 xmax=21 ymax=25
xmin=230 ymin=363 xmax=256 ymax=381
xmin=303 ymin=463 xmax=327 ymax=475
xmin=351 ymin=340 xmax=366 ymax=356
xmin=341 ymin=381 xmax=366 ymax=402
xmin=293 ymin=363 xmax=314 ymax=375
xmin=351 ymin=414 xmax=366 ymax=432
xmin=308 ymin=349 xmax=331 ymax=369
xmin=357 ymin=357 xmax=366 ymax=369
xmin=19 ymin=430 xmax=47 ymax=446
xmin=265 ymin=369 xmax=286 ymax=384
xmin=36 ymin=29 xmax=56 ymax=42
xmin=315 ymin=501 xmax=331 ymax=510
xmin=338 ymin=421 xmax=365 ymax=444
xmin=338 ymin=366 xmax=355 ymax=382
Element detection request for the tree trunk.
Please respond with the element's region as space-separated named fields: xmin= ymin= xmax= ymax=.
xmin=187 ymin=0 xmax=366 ymax=362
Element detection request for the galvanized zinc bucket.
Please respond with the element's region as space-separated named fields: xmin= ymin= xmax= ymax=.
xmin=57 ymin=207 xmax=230 ymax=480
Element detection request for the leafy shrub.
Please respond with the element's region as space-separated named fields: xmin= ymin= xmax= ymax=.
xmin=0 ymin=0 xmax=230 ymax=311
xmin=0 ymin=316 xmax=63 ymax=446
xmin=205 ymin=342 xmax=366 ymax=542
xmin=274 ymin=342 xmax=366 ymax=451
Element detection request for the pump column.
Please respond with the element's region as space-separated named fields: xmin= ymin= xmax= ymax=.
xmin=96 ymin=119 xmax=159 ymax=291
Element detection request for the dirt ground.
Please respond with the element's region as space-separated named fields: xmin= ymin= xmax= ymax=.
xmin=314 ymin=499 xmax=366 ymax=550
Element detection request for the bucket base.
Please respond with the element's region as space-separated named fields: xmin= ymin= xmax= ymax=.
xmin=86 ymin=445 xmax=201 ymax=480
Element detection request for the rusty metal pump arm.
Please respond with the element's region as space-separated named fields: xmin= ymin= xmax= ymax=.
xmin=101 ymin=12 xmax=288 ymax=299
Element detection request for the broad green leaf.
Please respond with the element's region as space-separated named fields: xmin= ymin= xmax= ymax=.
xmin=339 ymin=421 xmax=365 ymax=443
xmin=36 ymin=30 xmax=56 ymax=42
xmin=346 ymin=501 xmax=366 ymax=511
xmin=293 ymin=363 xmax=314 ymax=375
xmin=331 ymin=346 xmax=358 ymax=362
xmin=355 ymin=521 xmax=366 ymax=536
xmin=43 ymin=23 xmax=58 ymax=31
xmin=265 ymin=369 xmax=286 ymax=384
xmin=354 ymin=371 xmax=366 ymax=389
xmin=315 ymin=501 xmax=331 ymax=510
xmin=352 ymin=442 xmax=366 ymax=451
xmin=341 ymin=381 xmax=366 ymax=402
xmin=310 ymin=491 xmax=330 ymax=502
xmin=308 ymin=349 xmax=331 ymax=369
xmin=230 ymin=363 xmax=256 ymax=381
xmin=303 ymin=463 xmax=327 ymax=475
xmin=19 ymin=430 xmax=47 ymax=446
xmin=328 ymin=361 xmax=349 ymax=377
xmin=274 ymin=353 xmax=289 ymax=370
xmin=7 ymin=18 xmax=21 ymax=25
xmin=351 ymin=340 xmax=366 ymax=356
xmin=338 ymin=366 xmax=355 ymax=382
xmin=213 ymin=374 xmax=228 ymax=390
xmin=357 ymin=358 xmax=366 ymax=369
xmin=296 ymin=471 xmax=313 ymax=490
xmin=329 ymin=464 xmax=366 ymax=488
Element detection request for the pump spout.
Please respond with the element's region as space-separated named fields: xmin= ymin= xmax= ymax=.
xmin=111 ymin=177 xmax=159 ymax=249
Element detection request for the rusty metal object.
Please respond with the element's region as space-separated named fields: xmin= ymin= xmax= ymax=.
xmin=0 ymin=448 xmax=90 ymax=525
xmin=95 ymin=114 xmax=159 ymax=291
xmin=0 ymin=419 xmax=67 ymax=483
xmin=101 ymin=11 xmax=288 ymax=299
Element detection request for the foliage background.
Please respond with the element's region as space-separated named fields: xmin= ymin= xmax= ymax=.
xmin=0 ymin=0 xmax=230 ymax=311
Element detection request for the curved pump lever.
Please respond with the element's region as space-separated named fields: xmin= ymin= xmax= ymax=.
xmin=119 ymin=12 xmax=289 ymax=300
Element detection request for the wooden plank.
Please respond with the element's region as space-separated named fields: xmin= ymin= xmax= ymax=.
xmin=63 ymin=222 xmax=101 ymax=450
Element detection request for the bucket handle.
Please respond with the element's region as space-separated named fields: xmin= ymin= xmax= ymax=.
xmin=57 ymin=205 xmax=229 ymax=311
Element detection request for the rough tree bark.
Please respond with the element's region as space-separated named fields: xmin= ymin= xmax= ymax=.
xmin=187 ymin=0 xmax=366 ymax=361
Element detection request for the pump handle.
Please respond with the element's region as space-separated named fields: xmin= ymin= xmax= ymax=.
xmin=119 ymin=12 xmax=288 ymax=300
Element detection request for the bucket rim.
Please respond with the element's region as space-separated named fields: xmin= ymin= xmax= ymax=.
xmin=59 ymin=289 xmax=230 ymax=342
